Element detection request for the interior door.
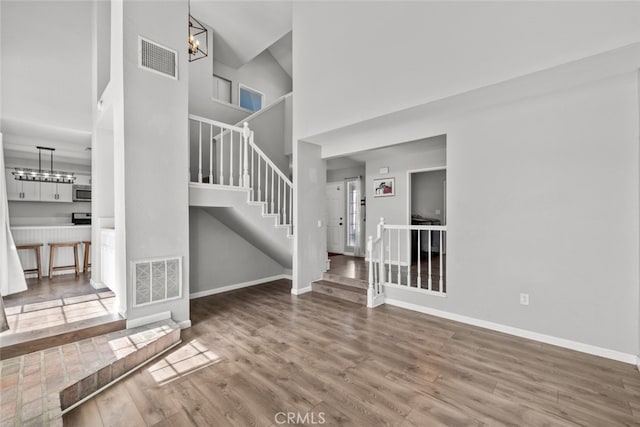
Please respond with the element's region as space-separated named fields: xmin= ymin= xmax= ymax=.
xmin=326 ymin=182 xmax=345 ymax=254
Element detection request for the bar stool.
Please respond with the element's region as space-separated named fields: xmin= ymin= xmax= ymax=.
xmin=82 ymin=241 xmax=91 ymax=273
xmin=15 ymin=243 xmax=43 ymax=280
xmin=48 ymin=242 xmax=80 ymax=278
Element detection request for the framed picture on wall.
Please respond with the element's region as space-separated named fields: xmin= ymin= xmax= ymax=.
xmin=373 ymin=177 xmax=395 ymax=197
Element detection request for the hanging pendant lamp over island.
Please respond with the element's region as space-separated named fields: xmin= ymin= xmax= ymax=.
xmin=11 ymin=146 xmax=76 ymax=184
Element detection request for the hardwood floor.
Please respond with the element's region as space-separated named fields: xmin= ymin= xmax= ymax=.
xmin=329 ymin=254 xmax=447 ymax=291
xmin=64 ymin=279 xmax=640 ymax=426
xmin=3 ymin=273 xmax=99 ymax=308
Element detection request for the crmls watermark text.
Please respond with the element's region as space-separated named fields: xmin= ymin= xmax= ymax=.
xmin=274 ymin=412 xmax=326 ymax=425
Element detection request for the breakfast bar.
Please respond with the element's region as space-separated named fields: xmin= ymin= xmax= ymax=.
xmin=10 ymin=225 xmax=92 ymax=278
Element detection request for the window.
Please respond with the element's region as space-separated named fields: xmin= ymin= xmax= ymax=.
xmin=239 ymin=84 xmax=264 ymax=112
xmin=212 ymin=74 xmax=231 ymax=103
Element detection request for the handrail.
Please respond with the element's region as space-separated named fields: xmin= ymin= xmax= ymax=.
xmin=367 ymin=217 xmax=447 ymax=306
xmin=189 ymin=115 xmax=294 ymax=233
xmin=188 ymin=114 xmax=245 ymax=133
xmin=231 ymin=92 xmax=292 ymax=129
xmin=383 ymin=224 xmax=446 ymax=231
xmin=249 ymin=138 xmax=292 ymax=186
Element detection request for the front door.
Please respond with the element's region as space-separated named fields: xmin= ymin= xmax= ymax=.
xmin=326 ymin=182 xmax=345 ymax=254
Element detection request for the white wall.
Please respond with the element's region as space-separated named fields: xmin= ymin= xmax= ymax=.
xmin=244 ymin=99 xmax=290 ymax=176
xmin=327 ymin=165 xmax=365 ymax=184
xmin=118 ymin=0 xmax=190 ymax=324
xmin=188 ymin=25 xmax=292 ymax=125
xmin=188 ymin=25 xmax=250 ymax=125
xmin=213 ymin=50 xmax=292 ymax=110
xmin=293 ymin=141 xmax=325 ymax=292
xmin=365 ymin=137 xmax=446 ymax=243
xmin=189 ymin=208 xmax=286 ymax=294
xmin=1 ymin=0 xmax=92 ymax=132
xmin=373 ymin=74 xmax=638 ymax=357
xmin=293 ymin=1 xmax=640 ymax=140
xmin=96 ymin=0 xmax=111 ymax=102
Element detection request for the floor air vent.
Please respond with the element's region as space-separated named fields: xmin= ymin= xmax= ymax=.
xmin=138 ymin=36 xmax=178 ymax=79
xmin=133 ymin=256 xmax=182 ymax=307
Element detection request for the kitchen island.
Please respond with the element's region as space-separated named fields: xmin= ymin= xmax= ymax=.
xmin=11 ymin=225 xmax=92 ymax=278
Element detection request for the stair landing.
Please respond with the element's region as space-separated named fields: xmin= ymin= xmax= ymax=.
xmin=0 ymin=320 xmax=181 ymax=426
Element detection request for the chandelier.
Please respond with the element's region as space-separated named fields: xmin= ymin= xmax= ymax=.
xmin=12 ymin=146 xmax=76 ymax=184
xmin=188 ymin=2 xmax=208 ymax=62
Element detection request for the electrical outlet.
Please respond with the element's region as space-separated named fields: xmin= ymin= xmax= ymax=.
xmin=520 ymin=293 xmax=529 ymax=305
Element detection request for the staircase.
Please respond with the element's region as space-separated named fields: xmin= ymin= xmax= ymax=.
xmin=188 ymin=115 xmax=293 ymax=267
xmin=312 ymin=272 xmax=367 ymax=305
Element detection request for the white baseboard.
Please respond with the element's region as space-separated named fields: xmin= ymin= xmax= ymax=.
xmin=126 ymin=311 xmax=171 ymax=329
xmin=90 ymin=278 xmax=108 ymax=290
xmin=177 ymin=320 xmax=192 ymax=329
xmin=291 ymin=285 xmax=312 ymax=295
xmin=189 ymin=274 xmax=290 ymax=299
xmin=384 ymin=298 xmax=637 ymax=365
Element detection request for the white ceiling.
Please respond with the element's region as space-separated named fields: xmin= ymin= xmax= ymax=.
xmin=191 ymin=1 xmax=292 ymax=69
xmin=1 ymin=0 xmax=93 ymax=165
xmin=326 ymin=135 xmax=446 ymax=170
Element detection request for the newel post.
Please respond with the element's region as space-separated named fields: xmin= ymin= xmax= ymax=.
xmin=367 ymin=236 xmax=374 ymax=307
xmin=378 ymin=217 xmax=385 ymax=286
xmin=242 ymin=122 xmax=251 ymax=187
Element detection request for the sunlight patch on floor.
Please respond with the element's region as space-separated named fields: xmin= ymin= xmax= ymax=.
xmin=147 ymin=339 xmax=220 ymax=385
xmin=0 ymin=296 xmax=116 ymax=336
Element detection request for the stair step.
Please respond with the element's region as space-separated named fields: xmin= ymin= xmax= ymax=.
xmin=0 ymin=313 xmax=126 ymax=361
xmin=322 ymin=272 xmax=369 ymax=290
xmin=0 ymin=320 xmax=181 ymax=425
xmin=311 ymin=280 xmax=367 ymax=305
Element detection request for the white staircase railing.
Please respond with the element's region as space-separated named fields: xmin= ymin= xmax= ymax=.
xmin=188 ymin=115 xmax=293 ymax=232
xmin=367 ymin=218 xmax=447 ymax=307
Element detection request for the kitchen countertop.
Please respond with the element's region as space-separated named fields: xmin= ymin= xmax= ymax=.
xmin=10 ymin=224 xmax=92 ymax=230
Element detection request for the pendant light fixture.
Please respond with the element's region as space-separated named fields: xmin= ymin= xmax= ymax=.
xmin=188 ymin=0 xmax=208 ymax=62
xmin=12 ymin=146 xmax=76 ymax=184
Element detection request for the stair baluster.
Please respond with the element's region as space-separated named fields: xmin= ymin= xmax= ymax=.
xmin=209 ymin=124 xmax=214 ymax=184
xmin=198 ymin=122 xmax=202 ymax=183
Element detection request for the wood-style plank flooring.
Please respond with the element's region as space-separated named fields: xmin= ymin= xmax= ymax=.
xmin=64 ymin=279 xmax=640 ymax=426
xmin=3 ymin=273 xmax=98 ymax=308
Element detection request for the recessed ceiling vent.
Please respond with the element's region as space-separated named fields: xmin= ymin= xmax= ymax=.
xmin=138 ymin=36 xmax=178 ymax=79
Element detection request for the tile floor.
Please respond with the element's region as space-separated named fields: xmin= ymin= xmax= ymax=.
xmin=0 ymin=320 xmax=180 ymax=426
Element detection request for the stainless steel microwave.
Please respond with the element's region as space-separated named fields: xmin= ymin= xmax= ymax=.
xmin=72 ymin=185 xmax=91 ymax=202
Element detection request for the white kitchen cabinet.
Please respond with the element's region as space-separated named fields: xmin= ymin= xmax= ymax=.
xmin=5 ymin=169 xmax=21 ymax=200
xmin=40 ymin=181 xmax=73 ymax=203
xmin=5 ymin=168 xmax=74 ymax=202
xmin=5 ymin=169 xmax=39 ymax=201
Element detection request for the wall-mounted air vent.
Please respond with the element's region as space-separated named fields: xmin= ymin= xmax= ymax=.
xmin=138 ymin=36 xmax=178 ymax=79
xmin=133 ymin=256 xmax=182 ymax=307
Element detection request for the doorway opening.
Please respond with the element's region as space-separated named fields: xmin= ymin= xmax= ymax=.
xmin=407 ymin=167 xmax=447 ymax=291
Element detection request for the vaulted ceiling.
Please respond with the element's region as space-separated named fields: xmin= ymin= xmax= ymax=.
xmin=191 ymin=1 xmax=292 ymax=70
